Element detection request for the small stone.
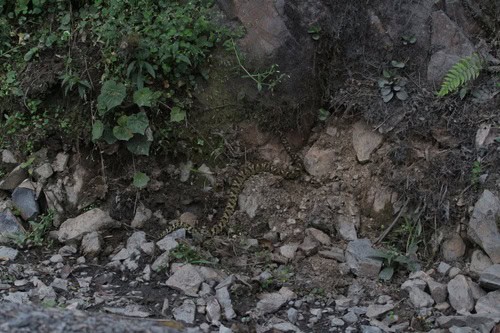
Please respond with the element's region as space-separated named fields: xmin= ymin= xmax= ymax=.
xmin=376 ymin=295 xmax=392 ymax=304
xmin=49 ymin=254 xmax=63 ymax=263
xmin=360 ymin=325 xmax=382 ymax=333
xmin=34 ymin=163 xmax=54 ymax=179
xmin=408 ymin=287 xmax=435 ymax=308
xmin=298 ymin=236 xmax=319 ymax=256
xmin=12 ymin=186 xmax=39 ymax=220
xmin=470 ymin=249 xmax=493 ymax=275
xmin=475 ymin=290 xmax=500 ymax=316
xmin=287 ymin=308 xmax=298 ymax=324
xmin=437 ymin=262 xmax=452 ymax=275
xmin=206 ymin=296 xmax=221 ymax=324
xmin=345 ymin=239 xmax=382 ymax=278
xmin=352 ymin=120 xmax=383 ymax=163
xmin=1 ymin=149 xmax=17 ymax=164
xmin=130 ymin=204 xmax=152 ymax=229
xmin=52 ymin=152 xmax=69 ymax=172
xmin=306 ymin=228 xmax=332 ymax=245
xmin=442 ymin=234 xmax=466 ymax=261
xmin=151 ymin=252 xmax=170 ymax=272
xmin=466 ymin=278 xmax=487 ymax=300
xmin=172 ymin=299 xmax=196 ymax=324
xmin=50 ymin=278 xmax=68 ymax=291
xmin=427 ymin=279 xmax=448 ymax=303
xmin=366 ymin=303 xmax=394 ymax=318
xmin=0 ymin=246 xmax=18 ymax=261
xmin=58 ymin=245 xmax=77 ymax=256
xmin=319 ymin=247 xmax=345 ymax=262
xmin=255 ymin=287 xmax=296 ymax=315
xmin=179 ymin=212 xmax=198 ymax=228
xmin=0 ymin=209 xmax=25 ymax=244
xmin=156 ymin=236 xmax=179 ymax=253
xmin=140 ymin=242 xmax=155 ymax=256
xmin=449 ymin=267 xmax=461 ymax=278
xmin=331 ymin=318 xmax=345 ymax=326
xmin=0 ymin=165 xmax=28 ymax=191
xmin=279 ymin=243 xmax=299 ymax=259
xmin=165 ymin=264 xmax=204 ymax=297
xmin=216 ymin=286 xmax=236 ymax=320
xmin=81 ymin=231 xmax=102 ymax=257
xmin=479 ymin=264 xmax=500 ymax=290
xmin=434 ymin=302 xmax=450 ymax=311
xmin=57 ymin=209 xmax=118 ymax=242
xmin=342 ymin=311 xmax=358 ymax=323
xmin=401 ymin=279 xmax=427 ymax=291
xmin=447 ymin=275 xmax=475 ymax=312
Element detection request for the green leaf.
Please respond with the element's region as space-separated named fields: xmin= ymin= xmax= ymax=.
xmin=391 ymin=60 xmax=405 ymax=68
xmin=113 ymin=126 xmax=133 ymax=141
xmin=127 ymin=112 xmax=149 ymax=135
xmin=117 ymin=115 xmax=128 ymax=126
xmin=102 ymin=127 xmax=117 ymax=144
xmin=396 ymin=90 xmax=409 ymax=101
xmin=382 ymin=92 xmax=394 ymax=103
xmin=133 ymin=172 xmax=150 ymax=189
xmin=92 ymin=120 xmax=104 ymax=141
xmin=383 ymin=70 xmax=392 ymax=79
xmin=97 ymin=80 xmax=126 ymax=115
xmin=24 ymin=47 xmax=39 ymax=61
xmin=126 ymin=134 xmax=152 ymax=156
xmin=318 ymin=108 xmax=330 ymax=122
xmin=380 ymin=87 xmax=392 ymax=96
xmin=177 ymin=54 xmax=191 ymax=65
xmin=133 ymin=88 xmax=156 ymax=107
xmin=170 ymin=107 xmax=186 ymax=123
xmin=379 ymin=267 xmax=394 ymax=281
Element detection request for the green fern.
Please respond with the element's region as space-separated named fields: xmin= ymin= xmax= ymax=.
xmin=437 ymin=53 xmax=484 ymax=97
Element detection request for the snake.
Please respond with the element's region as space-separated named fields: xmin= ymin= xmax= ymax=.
xmin=158 ymin=134 xmax=303 ymax=238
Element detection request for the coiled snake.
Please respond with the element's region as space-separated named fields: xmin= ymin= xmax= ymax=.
xmin=158 ymin=134 xmax=303 ymax=238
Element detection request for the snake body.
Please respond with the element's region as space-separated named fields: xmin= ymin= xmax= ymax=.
xmin=159 ymin=135 xmax=302 ymax=238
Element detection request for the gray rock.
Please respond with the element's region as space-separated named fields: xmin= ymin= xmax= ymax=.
xmin=130 ymin=204 xmax=152 ymax=229
xmin=287 ymin=308 xmax=298 ymax=324
xmin=442 ymin=234 xmax=466 ymax=261
xmin=331 ymin=318 xmax=345 ymax=326
xmin=306 ymin=227 xmax=332 ymax=245
xmin=449 ymin=267 xmax=461 ymax=278
xmin=206 ymin=296 xmax=221 ymax=324
xmin=448 ymin=327 xmax=480 ymax=333
xmin=475 ymin=290 xmax=500 ymax=316
xmin=165 ymin=264 xmax=204 ymax=296
xmin=1 ymin=149 xmax=17 ymax=164
xmin=319 ymin=247 xmax=345 ymax=262
xmin=298 ymin=236 xmax=319 ymax=256
xmin=0 ymin=209 xmax=25 ymax=244
xmin=427 ymin=279 xmax=448 ymax=304
xmin=140 ymin=242 xmax=155 ymax=256
xmin=366 ymin=303 xmax=394 ymax=318
xmin=280 ymin=243 xmax=299 ymax=259
xmin=468 ymin=190 xmax=500 ymax=264
xmin=156 ymin=236 xmax=179 ymax=253
xmin=57 ymin=209 xmax=118 ymax=242
xmin=336 ymin=214 xmax=358 ymax=241
xmin=216 ymin=286 xmax=236 ymax=320
xmin=303 ymin=145 xmax=337 ymax=177
xmin=255 ymin=287 xmax=296 ymax=315
xmin=408 ymin=287 xmax=435 ymax=308
xmin=466 ymin=278 xmax=487 ymax=300
xmin=448 ymin=275 xmax=475 ymax=312
xmin=81 ymin=231 xmax=102 ymax=257
xmin=401 ymin=279 xmax=427 ymax=291
xmin=345 ymin=239 xmax=382 ymax=278
xmin=343 ymin=311 xmax=358 ymax=324
xmin=12 ymin=186 xmax=39 ymax=220
xmin=479 ymin=264 xmax=500 ymax=290
xmin=427 ymin=11 xmax=475 ymax=83
xmin=126 ymin=231 xmax=147 ymax=251
xmin=172 ymin=299 xmax=196 ymax=324
xmin=34 ymin=163 xmax=53 ymax=180
xmin=436 ymin=314 xmax=497 ymax=332
xmin=50 ymin=278 xmax=68 ymax=291
xmin=335 ymin=297 xmax=356 ymax=312
xmin=4 ymin=291 xmax=30 ymax=304
xmin=49 ymin=254 xmax=63 ymax=263
xmin=470 ymin=249 xmax=493 ymax=275
xmin=361 ymin=325 xmax=382 ymax=333
xmin=352 ymin=121 xmax=383 ymax=163
xmin=151 ymin=252 xmax=170 ymax=272
xmin=52 ymin=152 xmax=69 ymax=172
xmin=104 ymin=305 xmax=151 ymax=318
xmin=58 ymin=245 xmax=77 ymax=256
xmin=438 ymin=262 xmax=452 ymax=275
xmin=179 ymin=161 xmax=193 ymax=182
xmin=0 ymin=165 xmax=28 ymax=191
xmin=0 ymin=246 xmax=18 ymax=261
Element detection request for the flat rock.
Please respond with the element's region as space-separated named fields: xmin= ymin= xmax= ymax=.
xmin=306 ymin=228 xmax=331 ymax=245
xmin=216 ymin=286 xmax=236 ymax=320
xmin=256 ymin=287 xmax=296 ymax=315
xmin=303 ymin=145 xmax=337 ymax=177
xmin=475 ymin=290 xmax=500 ymax=316
xmin=467 ymin=190 xmax=500 ymax=264
xmin=151 ymin=252 xmax=170 ymax=272
xmin=0 ymin=165 xmax=28 ymax=190
xmin=1 ymin=149 xmax=17 ymax=164
xmin=442 ymin=234 xmax=466 ymax=261
xmin=172 ymin=299 xmax=196 ymax=324
xmin=34 ymin=163 xmax=53 ymax=180
xmin=345 ymin=239 xmax=382 ymax=278
xmin=130 ymin=204 xmax=152 ymax=229
xmin=0 ymin=209 xmax=25 ymax=244
xmin=280 ymin=243 xmax=299 ymax=259
xmin=470 ymin=249 xmax=493 ymax=275
xmin=479 ymin=264 xmax=500 ymax=290
xmin=298 ymin=236 xmax=319 ymax=256
xmin=409 ymin=287 xmax=435 ymax=308
xmin=438 ymin=262 xmax=452 ymax=275
xmin=206 ymin=296 xmax=221 ymax=324
xmin=12 ymin=186 xmax=39 ymax=220
xmin=52 ymin=152 xmax=69 ymax=172
xmin=57 ymin=208 xmax=118 ymax=242
xmin=0 ymin=246 xmax=18 ymax=261
xmin=447 ymin=275 xmax=475 ymax=312
xmin=81 ymin=231 xmax=101 ymax=257
xmin=319 ymin=247 xmax=345 ymax=262
xmin=104 ymin=305 xmax=151 ymax=318
xmin=401 ymin=279 xmax=427 ymax=291
xmin=427 ymin=279 xmax=448 ymax=304
xmin=366 ymin=303 xmax=394 ymax=318
xmin=165 ymin=264 xmax=204 ymax=296
xmin=437 ymin=314 xmax=497 ymax=332
xmin=352 ymin=121 xmax=383 ymax=163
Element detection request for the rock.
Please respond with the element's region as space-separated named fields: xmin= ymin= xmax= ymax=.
xmin=366 ymin=303 xmax=394 ymax=318
xmin=179 ymin=212 xmax=198 ymax=228
xmin=151 ymin=252 xmax=170 ymax=272
xmin=475 ymin=290 xmax=500 ymax=316
xmin=0 ymin=246 xmax=18 ymax=261
xmin=336 ymin=214 xmax=358 ymax=241
xmin=427 ymin=279 xmax=448 ymax=304
xmin=335 ymin=297 xmax=356 ymax=312
xmin=0 ymin=165 xmax=28 ymax=190
xmin=401 ymin=279 xmax=427 ymax=291
xmin=303 ymin=145 xmax=337 ymax=177
xmin=52 ymin=152 xmax=69 ymax=172
xmin=1 ymin=149 xmax=17 ymax=164
xmin=427 ymin=11 xmax=475 ymax=83
xmin=57 ymin=209 xmax=118 ymax=242
xmin=0 ymin=209 xmax=25 ymax=244
xmin=179 ymin=161 xmax=193 ymax=182
xmin=198 ymin=164 xmax=216 ymax=186
xmin=206 ymin=296 xmax=221 ymax=324
xmin=58 ymin=245 xmax=77 ymax=256
xmin=345 ymin=239 xmax=382 ymax=278
xmin=140 ymin=242 xmax=155 ymax=256
xmin=438 ymin=262 xmax=452 ymax=275
xmin=306 ymin=228 xmax=331 ymax=245
xmin=172 ymin=299 xmax=196 ymax=324
xmin=49 ymin=254 xmax=63 ymax=263
xmin=319 ymin=247 xmax=345 ymax=262
xmin=449 ymin=267 xmax=461 ymax=278
xmin=156 ymin=236 xmax=179 ymax=253
xmin=279 ymin=244 xmax=299 ymax=259
xmin=50 ymin=278 xmax=68 ymax=291
xmin=408 ymin=287 xmax=435 ymax=308
xmin=467 ymin=190 xmax=500 ymax=263
xmin=447 ymin=275 xmax=475 ymax=312
xmin=436 ymin=314 xmax=497 ymax=332
xmin=256 ymin=287 xmax=296 ymax=315
xmin=12 ymin=186 xmax=39 ymax=220
xmin=81 ymin=231 xmax=102 ymax=257
xmin=216 ymin=286 xmax=236 ymax=320
xmin=361 ymin=325 xmax=382 ymax=333
xmin=466 ymin=278 xmax=487 ymax=300
xmin=343 ymin=311 xmax=358 ymax=324
xmin=442 ymin=234 xmax=466 ymax=261
xmin=165 ymin=264 xmax=204 ymax=297
xmin=352 ymin=121 xmax=383 ymax=163
xmin=34 ymin=163 xmax=54 ymax=180
xmin=126 ymin=231 xmax=147 ymax=251
xmin=4 ymin=291 xmax=30 ymax=304
xmin=470 ymin=249 xmax=493 ymax=275
xmin=130 ymin=204 xmax=152 ymax=229
xmin=298 ymin=236 xmax=319 ymax=256
xmin=287 ymin=308 xmax=298 ymax=324
xmin=104 ymin=305 xmax=151 ymax=318
xmin=479 ymin=264 xmax=500 ymax=290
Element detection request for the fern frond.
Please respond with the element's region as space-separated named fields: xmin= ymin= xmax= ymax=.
xmin=437 ymin=53 xmax=484 ymax=97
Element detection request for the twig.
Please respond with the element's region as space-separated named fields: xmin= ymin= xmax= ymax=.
xmin=375 ymin=198 xmax=410 ymax=245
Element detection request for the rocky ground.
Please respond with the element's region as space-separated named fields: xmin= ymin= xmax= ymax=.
xmin=1 ymin=0 xmax=500 ymax=332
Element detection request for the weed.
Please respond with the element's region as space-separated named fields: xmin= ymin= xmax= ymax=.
xmin=9 ymin=210 xmax=54 ymax=248
xmin=170 ymin=244 xmax=214 ymax=265
xmin=437 ymin=53 xmax=484 ymax=97
xmin=471 ymin=160 xmax=482 ymax=186
xmin=378 ymin=63 xmax=409 ymax=103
